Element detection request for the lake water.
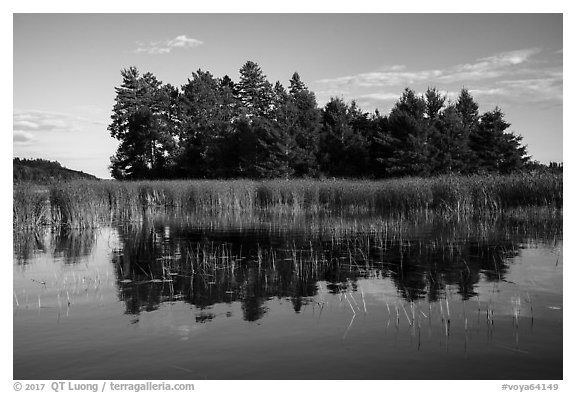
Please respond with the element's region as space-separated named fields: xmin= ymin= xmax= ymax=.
xmin=13 ymin=213 xmax=562 ymax=380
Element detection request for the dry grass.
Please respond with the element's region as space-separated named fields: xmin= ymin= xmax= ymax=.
xmin=13 ymin=173 xmax=562 ymax=229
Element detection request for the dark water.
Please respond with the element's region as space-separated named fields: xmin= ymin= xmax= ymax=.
xmin=13 ymin=213 xmax=562 ymax=380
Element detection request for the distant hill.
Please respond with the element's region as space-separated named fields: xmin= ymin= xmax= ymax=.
xmin=13 ymin=158 xmax=99 ymax=182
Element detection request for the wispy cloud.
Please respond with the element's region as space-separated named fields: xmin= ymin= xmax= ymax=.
xmin=13 ymin=130 xmax=35 ymax=144
xmin=315 ymin=48 xmax=561 ymax=111
xmin=13 ymin=110 xmax=107 ymax=143
xmin=317 ymin=48 xmax=543 ymax=88
xmin=134 ymin=35 xmax=203 ymax=55
xmin=438 ymin=49 xmax=543 ymax=83
xmin=469 ymin=76 xmax=563 ymax=108
xmin=354 ymin=92 xmax=401 ymax=104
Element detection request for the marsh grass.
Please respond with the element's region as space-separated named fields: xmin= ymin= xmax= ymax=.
xmin=13 ymin=186 xmax=51 ymax=228
xmin=13 ymin=173 xmax=562 ymax=229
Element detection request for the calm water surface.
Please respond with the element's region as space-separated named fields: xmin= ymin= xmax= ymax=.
xmin=13 ymin=214 xmax=562 ymax=379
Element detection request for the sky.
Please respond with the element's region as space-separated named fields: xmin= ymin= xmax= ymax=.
xmin=13 ymin=13 xmax=563 ymax=179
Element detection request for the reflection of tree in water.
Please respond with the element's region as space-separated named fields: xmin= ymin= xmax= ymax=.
xmin=110 ymin=217 xmax=550 ymax=322
xmin=383 ymin=239 xmax=519 ymax=302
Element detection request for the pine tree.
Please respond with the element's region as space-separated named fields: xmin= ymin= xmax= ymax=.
xmin=109 ymin=67 xmax=178 ymax=179
xmin=380 ymin=89 xmax=429 ymax=176
xmin=368 ymin=110 xmax=391 ymax=177
xmin=178 ymin=70 xmax=238 ymax=177
xmin=229 ymin=117 xmax=288 ymax=179
xmin=470 ymin=108 xmax=529 ymax=173
xmin=285 ymin=73 xmax=321 ymax=176
xmin=268 ymin=81 xmax=295 ymax=178
xmin=428 ymin=105 xmax=468 ymax=174
xmin=107 ymin=63 xmax=532 ymax=180
xmin=455 ymin=88 xmax=479 ymax=130
xmin=319 ymin=98 xmax=369 ymax=177
xmin=288 ymin=72 xmax=306 ymax=95
xmin=425 ymin=87 xmax=446 ymax=121
xmin=236 ymin=61 xmax=274 ymax=118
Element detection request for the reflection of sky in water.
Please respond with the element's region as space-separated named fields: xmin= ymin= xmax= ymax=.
xmin=13 ymin=217 xmax=562 ymax=380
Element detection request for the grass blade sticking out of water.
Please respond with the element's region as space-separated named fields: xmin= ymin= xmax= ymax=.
xmin=401 ymin=302 xmax=412 ymax=326
xmin=342 ymin=313 xmax=356 ymax=340
xmin=348 ymin=290 xmax=360 ymax=311
xmin=344 ymin=293 xmax=356 ymax=316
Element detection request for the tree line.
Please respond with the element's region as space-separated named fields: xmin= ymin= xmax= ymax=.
xmin=13 ymin=158 xmax=98 ymax=182
xmin=108 ymin=61 xmax=533 ymax=180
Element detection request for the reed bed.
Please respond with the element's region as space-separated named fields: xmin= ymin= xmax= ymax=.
xmin=13 ymin=185 xmax=51 ymax=228
xmin=13 ymin=173 xmax=562 ymax=229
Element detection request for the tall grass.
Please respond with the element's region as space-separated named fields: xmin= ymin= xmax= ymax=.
xmin=13 ymin=185 xmax=51 ymax=228
xmin=13 ymin=173 xmax=562 ymax=229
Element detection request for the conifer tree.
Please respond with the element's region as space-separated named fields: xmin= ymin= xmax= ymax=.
xmin=109 ymin=67 xmax=178 ymax=179
xmin=236 ymin=61 xmax=274 ymax=118
xmin=319 ymin=98 xmax=369 ymax=177
xmin=285 ymin=72 xmax=321 ymax=176
xmin=425 ymin=87 xmax=446 ymax=121
xmin=381 ymin=89 xmax=429 ymax=176
xmin=470 ymin=108 xmax=529 ymax=173
xmin=428 ymin=105 xmax=468 ymax=174
xmin=108 ymin=63 xmax=531 ymax=180
xmin=455 ymin=88 xmax=479 ymax=130
xmin=178 ymin=70 xmax=238 ymax=177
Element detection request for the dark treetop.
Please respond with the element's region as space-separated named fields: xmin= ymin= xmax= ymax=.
xmin=107 ymin=62 xmax=554 ymax=180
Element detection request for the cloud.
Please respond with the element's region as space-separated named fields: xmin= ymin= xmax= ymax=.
xmin=315 ymin=48 xmax=561 ymax=111
xmin=435 ymin=48 xmax=543 ymax=83
xmin=134 ymin=35 xmax=203 ymax=55
xmin=14 ymin=113 xmax=70 ymax=132
xmin=13 ymin=119 xmax=40 ymax=131
xmin=467 ymin=48 xmax=540 ymax=69
xmin=357 ymin=92 xmax=407 ymax=102
xmin=469 ymin=76 xmax=562 ymax=108
xmin=352 ymin=93 xmax=401 ymax=110
xmin=13 ymin=130 xmax=35 ymax=144
xmin=316 ymin=70 xmax=437 ymax=88
xmin=13 ymin=110 xmax=107 ymax=143
xmin=316 ymin=48 xmax=545 ymax=88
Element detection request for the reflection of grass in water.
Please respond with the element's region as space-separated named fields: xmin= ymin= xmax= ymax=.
xmin=13 ymin=262 xmax=115 ymax=312
xmin=110 ymin=212 xmax=546 ymax=320
xmin=51 ymin=227 xmax=98 ymax=264
xmin=14 ymin=192 xmax=561 ymax=339
xmin=15 ymin=227 xmax=554 ymax=363
xmin=15 ymin=208 xmax=560 ymax=317
xmin=13 ymin=228 xmax=48 ymax=263
xmin=13 ymin=174 xmax=562 ymax=229
xmin=103 ymin=220 xmax=560 ymax=356
xmin=14 ymin=222 xmax=561 ymax=372
xmin=13 ymin=227 xmax=98 ymax=265
xmin=138 ymin=206 xmax=561 ymax=251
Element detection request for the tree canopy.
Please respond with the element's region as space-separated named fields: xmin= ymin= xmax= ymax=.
xmin=108 ymin=61 xmax=535 ymax=180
